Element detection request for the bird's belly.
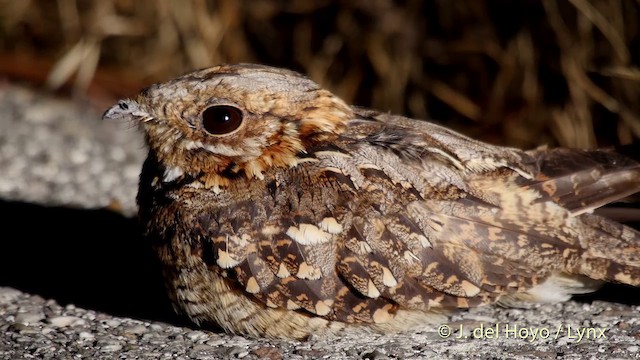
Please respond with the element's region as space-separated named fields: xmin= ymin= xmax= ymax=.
xmin=155 ymin=240 xmax=341 ymax=339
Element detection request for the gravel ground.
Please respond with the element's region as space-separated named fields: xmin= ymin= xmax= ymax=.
xmin=1 ymin=82 xmax=639 ymax=359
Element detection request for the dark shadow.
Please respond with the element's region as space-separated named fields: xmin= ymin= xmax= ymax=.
xmin=574 ymin=283 xmax=640 ymax=306
xmin=0 ymin=199 xmax=185 ymax=325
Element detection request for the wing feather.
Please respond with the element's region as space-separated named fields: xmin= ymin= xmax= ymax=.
xmin=524 ymin=147 xmax=640 ymax=215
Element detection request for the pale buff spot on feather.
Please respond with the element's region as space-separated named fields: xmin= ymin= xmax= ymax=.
xmin=357 ymin=163 xmax=383 ymax=171
xmin=315 ymin=300 xmax=333 ymax=316
xmin=408 ymin=295 xmax=423 ymax=306
xmin=261 ymin=225 xmax=281 ymax=236
xmin=517 ymin=234 xmax=528 ymax=247
xmin=457 ymin=297 xmax=470 ymax=307
xmin=286 ymin=224 xmax=331 ymax=245
xmin=318 ymin=217 xmax=343 ymax=234
xmin=276 ymin=263 xmax=291 ymax=278
xmin=360 ymin=241 xmax=373 ymax=253
xmin=382 ymin=267 xmax=398 ymax=287
xmin=296 ymin=262 xmax=322 ymax=280
xmin=320 ymin=166 xmax=345 ymax=175
xmin=265 ymin=299 xmax=278 ymax=308
xmin=562 ymin=248 xmax=577 ymax=258
xmin=487 ymin=227 xmax=504 ymax=241
xmin=417 ymin=234 xmax=431 ymax=248
xmin=245 ymin=277 xmax=260 ymax=294
xmin=286 ymin=299 xmax=301 ymax=310
xmin=614 ymin=272 xmax=633 ymax=283
xmin=461 ymin=280 xmax=481 ymax=296
xmin=426 ymin=262 xmax=439 ymax=272
xmin=399 ymin=180 xmax=413 ymax=190
xmin=372 ymin=218 xmax=386 ymax=234
xmin=367 ymin=279 xmax=381 ymax=298
xmin=217 ymin=249 xmax=240 ymax=268
xmin=372 ymin=305 xmax=394 ymax=323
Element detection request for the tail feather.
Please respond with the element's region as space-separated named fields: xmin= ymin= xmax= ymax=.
xmin=577 ymin=213 xmax=640 ymax=286
xmin=525 ymin=147 xmax=640 ymax=216
xmin=525 ymin=147 xmax=640 ymax=287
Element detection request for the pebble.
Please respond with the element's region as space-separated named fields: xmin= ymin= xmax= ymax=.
xmin=10 ymin=323 xmax=30 ymax=332
xmin=125 ymin=324 xmax=148 ymax=335
xmin=101 ymin=344 xmax=123 ymax=352
xmin=362 ymin=349 xmax=390 ymax=360
xmin=14 ymin=312 xmax=45 ymax=325
xmin=223 ymin=345 xmax=249 ymax=357
xmin=79 ymin=331 xmax=95 ymax=341
xmin=206 ymin=338 xmax=227 ymax=347
xmin=0 ymin=287 xmax=22 ymax=304
xmin=149 ymin=323 xmax=164 ymax=331
xmin=186 ymin=330 xmax=208 ymax=341
xmin=105 ymin=319 xmax=121 ymax=327
xmin=252 ymin=346 xmax=283 ymax=360
xmin=190 ymin=344 xmax=216 ymax=357
xmin=49 ymin=316 xmax=83 ymax=327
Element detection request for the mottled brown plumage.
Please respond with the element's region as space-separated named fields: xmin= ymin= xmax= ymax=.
xmin=103 ymin=64 xmax=640 ymax=339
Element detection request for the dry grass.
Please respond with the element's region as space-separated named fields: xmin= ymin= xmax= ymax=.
xmin=1 ymin=0 xmax=638 ymax=148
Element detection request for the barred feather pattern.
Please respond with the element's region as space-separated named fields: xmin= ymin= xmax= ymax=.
xmin=103 ymin=64 xmax=640 ymax=339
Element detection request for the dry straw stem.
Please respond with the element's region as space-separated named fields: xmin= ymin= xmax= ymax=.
xmin=544 ymin=0 xmax=640 ymax=147
xmin=0 ymin=0 xmax=638 ymax=148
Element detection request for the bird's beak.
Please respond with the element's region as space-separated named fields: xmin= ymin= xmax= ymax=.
xmin=102 ymin=99 xmax=145 ymax=123
xmin=102 ymin=103 xmax=124 ymax=121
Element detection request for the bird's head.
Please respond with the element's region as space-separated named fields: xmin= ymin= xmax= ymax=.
xmin=103 ymin=64 xmax=353 ymax=189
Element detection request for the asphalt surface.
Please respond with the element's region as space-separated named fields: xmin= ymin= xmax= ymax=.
xmin=1 ymin=82 xmax=639 ymax=359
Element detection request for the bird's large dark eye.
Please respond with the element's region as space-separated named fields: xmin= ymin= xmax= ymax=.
xmin=201 ymin=105 xmax=243 ymax=135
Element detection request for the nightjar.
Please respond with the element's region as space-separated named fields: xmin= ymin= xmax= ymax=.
xmin=103 ymin=63 xmax=640 ymax=339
